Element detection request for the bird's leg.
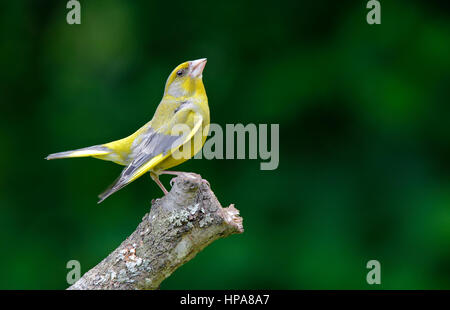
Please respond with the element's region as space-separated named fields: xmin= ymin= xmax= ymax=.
xmin=150 ymin=172 xmax=168 ymax=195
xmin=160 ymin=171 xmax=209 ymax=187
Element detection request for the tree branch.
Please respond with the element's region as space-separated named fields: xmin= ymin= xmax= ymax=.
xmin=67 ymin=174 xmax=244 ymax=290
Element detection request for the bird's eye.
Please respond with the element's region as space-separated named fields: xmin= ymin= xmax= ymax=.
xmin=176 ymin=69 xmax=184 ymax=77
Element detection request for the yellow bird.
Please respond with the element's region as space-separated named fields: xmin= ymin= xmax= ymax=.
xmin=46 ymin=58 xmax=210 ymax=203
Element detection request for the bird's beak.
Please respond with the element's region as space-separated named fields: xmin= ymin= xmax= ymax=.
xmin=190 ymin=58 xmax=207 ymax=78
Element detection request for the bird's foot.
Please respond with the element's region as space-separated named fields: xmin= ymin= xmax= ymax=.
xmin=161 ymin=171 xmax=199 ymax=178
xmin=162 ymin=171 xmax=209 ymax=188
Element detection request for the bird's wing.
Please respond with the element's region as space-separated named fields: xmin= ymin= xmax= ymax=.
xmin=98 ymin=110 xmax=203 ymax=203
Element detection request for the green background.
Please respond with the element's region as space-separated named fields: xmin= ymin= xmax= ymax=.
xmin=1 ymin=0 xmax=449 ymax=289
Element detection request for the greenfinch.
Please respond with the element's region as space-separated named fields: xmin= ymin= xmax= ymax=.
xmin=47 ymin=58 xmax=210 ymax=203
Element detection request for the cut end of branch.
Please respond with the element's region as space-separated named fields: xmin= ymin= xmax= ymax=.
xmin=221 ymin=204 xmax=244 ymax=234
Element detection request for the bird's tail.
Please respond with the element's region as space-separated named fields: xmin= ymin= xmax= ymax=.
xmin=45 ymin=145 xmax=112 ymax=160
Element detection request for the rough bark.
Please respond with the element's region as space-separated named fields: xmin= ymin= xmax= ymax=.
xmin=67 ymin=174 xmax=243 ymax=290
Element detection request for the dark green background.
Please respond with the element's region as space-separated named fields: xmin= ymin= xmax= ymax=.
xmin=1 ymin=0 xmax=449 ymax=289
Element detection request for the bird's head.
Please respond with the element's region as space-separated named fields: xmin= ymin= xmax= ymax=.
xmin=164 ymin=58 xmax=207 ymax=98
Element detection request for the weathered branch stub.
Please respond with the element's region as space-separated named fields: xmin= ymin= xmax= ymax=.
xmin=68 ymin=174 xmax=243 ymax=290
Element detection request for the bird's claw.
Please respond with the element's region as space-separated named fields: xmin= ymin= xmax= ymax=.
xmin=181 ymin=172 xmax=201 ymax=180
xmin=168 ymin=173 xmax=209 ymax=188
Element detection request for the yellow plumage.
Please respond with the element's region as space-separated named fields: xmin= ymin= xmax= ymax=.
xmin=46 ymin=58 xmax=210 ymax=203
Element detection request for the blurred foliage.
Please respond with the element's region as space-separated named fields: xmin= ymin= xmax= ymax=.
xmin=0 ymin=0 xmax=449 ymax=289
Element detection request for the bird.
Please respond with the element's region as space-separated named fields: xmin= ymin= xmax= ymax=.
xmin=46 ymin=58 xmax=210 ymax=203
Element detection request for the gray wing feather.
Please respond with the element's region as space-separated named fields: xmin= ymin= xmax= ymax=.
xmin=97 ymin=128 xmax=181 ymax=203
